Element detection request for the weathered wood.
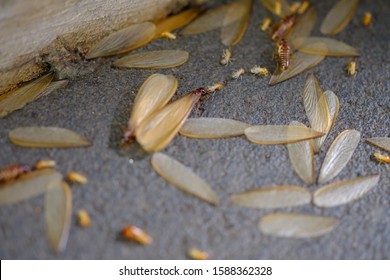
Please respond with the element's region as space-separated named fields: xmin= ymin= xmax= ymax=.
xmin=0 ymin=0 xmax=196 ymax=94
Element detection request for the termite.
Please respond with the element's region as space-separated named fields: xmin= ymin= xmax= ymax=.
xmin=232 ymin=68 xmax=245 ymax=79
xmin=0 ymin=163 xmax=31 ymax=184
xmin=122 ymin=225 xmax=153 ymax=245
xmin=220 ymin=49 xmax=232 ymax=65
xmin=161 ymin=31 xmax=177 ymax=40
xmin=250 ymin=66 xmax=269 ymax=77
xmin=260 ymin=18 xmax=272 ymax=31
xmin=372 ymin=152 xmax=390 ymax=164
xmin=346 ymin=60 xmax=357 ymax=76
xmin=362 ymin=12 xmax=373 ymax=26
xmin=276 ymin=39 xmax=292 ymax=71
xmin=271 ymin=15 xmax=296 ymax=41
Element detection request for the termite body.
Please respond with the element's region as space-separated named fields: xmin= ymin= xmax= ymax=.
xmin=276 ymin=39 xmax=292 ymax=71
xmin=0 ymin=163 xmax=31 ymax=183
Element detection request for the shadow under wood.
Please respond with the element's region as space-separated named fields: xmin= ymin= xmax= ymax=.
xmin=107 ymin=90 xmax=149 ymax=161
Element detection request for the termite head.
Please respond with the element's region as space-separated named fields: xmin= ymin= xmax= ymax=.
xmin=120 ymin=127 xmax=136 ymax=147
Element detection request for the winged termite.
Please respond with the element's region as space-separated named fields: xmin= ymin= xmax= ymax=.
xmin=151 ymin=153 xmax=219 ymax=206
xmin=269 ymin=52 xmax=324 ymax=85
xmin=318 ymin=130 xmax=361 ymax=184
xmin=122 ymin=225 xmax=153 ymax=245
xmin=232 ymin=68 xmax=245 ymax=79
xmin=154 ymin=8 xmax=202 ymax=39
xmin=44 ymin=181 xmax=72 ymax=253
xmin=113 ymin=50 xmax=189 ymax=69
xmin=85 ymin=22 xmax=156 ymax=59
xmin=220 ymin=0 xmax=252 ymax=46
xmin=313 ymin=175 xmax=380 ymax=208
xmin=250 ymin=66 xmax=269 ymax=76
xmin=9 ymin=126 xmax=92 ymax=148
xmin=275 ymin=39 xmax=292 ymax=70
xmin=0 ymin=163 xmax=31 ymax=184
xmin=365 ymin=138 xmax=390 ymax=153
xmin=0 ymin=73 xmax=54 ymax=118
xmin=135 ymin=88 xmax=207 ymax=152
xmin=302 ymin=74 xmax=331 ymax=152
xmin=260 ymin=0 xmax=291 ymax=18
xmin=320 ymin=0 xmax=359 ymax=35
xmin=286 ymin=8 xmax=317 ymax=46
xmin=372 ymin=152 xmax=390 ymax=164
xmin=121 ymin=74 xmax=178 ymax=145
xmin=314 ymin=90 xmax=340 ymax=153
xmin=0 ymin=169 xmax=62 ymax=206
xmin=293 ymin=37 xmax=360 ymax=57
xmin=259 ymin=213 xmax=339 ymax=238
xmin=230 ymin=185 xmax=310 ymax=209
xmin=245 ymin=125 xmax=324 ymax=145
xmin=220 ymin=49 xmax=232 ymax=65
xmin=188 ymin=248 xmax=209 ymax=260
xmin=179 ymin=118 xmax=250 ymax=138
xmin=287 ymin=122 xmax=315 ymax=185
xmin=362 ymin=12 xmax=373 ymax=26
xmin=67 ymin=172 xmax=88 ymax=185
xmin=260 ymin=17 xmax=272 ymax=31
xmin=346 ymin=60 xmax=357 ymax=76
xmin=77 ymin=209 xmax=91 ymax=228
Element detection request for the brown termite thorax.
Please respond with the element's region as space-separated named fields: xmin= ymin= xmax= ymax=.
xmin=271 ymin=15 xmax=296 ymax=41
xmin=0 ymin=163 xmax=32 ymax=183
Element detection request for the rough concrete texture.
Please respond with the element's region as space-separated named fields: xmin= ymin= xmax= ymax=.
xmin=1 ymin=0 xmax=390 ymax=259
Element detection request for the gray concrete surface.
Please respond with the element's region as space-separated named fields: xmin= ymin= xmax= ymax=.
xmin=1 ymin=0 xmax=390 ymax=259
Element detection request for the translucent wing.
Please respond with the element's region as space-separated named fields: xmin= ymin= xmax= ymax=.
xmin=245 ymin=125 xmax=324 ymax=145
xmin=260 ymin=0 xmax=291 ymax=18
xmin=136 ymin=91 xmax=200 ymax=152
xmin=313 ymin=175 xmax=380 ymax=208
xmin=179 ymin=118 xmax=250 ymax=138
xmin=231 ymin=185 xmax=310 ymax=209
xmin=365 ymin=137 xmax=390 ymax=153
xmin=293 ymin=37 xmax=360 ymax=57
xmin=313 ymin=90 xmax=339 ymax=153
xmin=85 ymin=22 xmax=156 ymax=59
xmin=320 ymin=0 xmax=359 ymax=35
xmin=287 ymin=121 xmax=315 ymax=185
xmin=151 ymin=153 xmax=219 ymax=206
xmin=45 ymin=181 xmax=72 ymax=253
xmin=113 ymin=50 xmax=189 ymax=69
xmin=220 ymin=0 xmax=252 ymax=46
xmin=0 ymin=169 xmax=62 ymax=206
xmin=269 ymin=52 xmax=324 ymax=85
xmin=127 ymin=74 xmax=178 ymax=135
xmin=259 ymin=213 xmax=339 ymax=238
xmin=9 ymin=126 xmax=92 ymax=148
xmin=154 ymin=8 xmax=202 ymax=38
xmin=302 ymin=74 xmax=331 ymax=150
xmin=318 ymin=130 xmax=361 ymax=183
xmin=287 ymin=8 xmax=317 ymax=45
xmin=0 ymin=73 xmax=54 ymax=118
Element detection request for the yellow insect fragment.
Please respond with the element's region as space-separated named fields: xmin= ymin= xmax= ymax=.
xmin=260 ymin=18 xmax=272 ymax=31
xmin=362 ymin=12 xmax=373 ymax=26
xmin=188 ymin=248 xmax=209 ymax=260
xmin=232 ymin=68 xmax=245 ymax=79
xmin=206 ymin=83 xmax=223 ymax=93
xmin=250 ymin=66 xmax=269 ymax=77
xmin=77 ymin=209 xmax=91 ymax=228
xmin=220 ymin=49 xmax=232 ymax=65
xmin=35 ymin=160 xmax=56 ymax=170
xmin=372 ymin=152 xmax=390 ymax=164
xmin=275 ymin=1 xmax=282 ymax=16
xmin=67 ymin=172 xmax=88 ymax=185
xmin=161 ymin=31 xmax=177 ymax=40
xmin=297 ymin=1 xmax=309 ymax=14
xmin=122 ymin=225 xmax=153 ymax=245
xmin=289 ymin=2 xmax=301 ymax=14
xmin=346 ymin=60 xmax=357 ymax=76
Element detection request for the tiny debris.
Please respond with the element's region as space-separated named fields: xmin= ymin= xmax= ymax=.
xmin=188 ymin=248 xmax=209 ymax=260
xmin=346 ymin=60 xmax=357 ymax=76
xmin=160 ymin=31 xmax=177 ymax=40
xmin=232 ymin=68 xmax=245 ymax=79
xmin=35 ymin=160 xmax=56 ymax=170
xmin=372 ymin=152 xmax=390 ymax=164
xmin=362 ymin=12 xmax=373 ymax=26
xmin=67 ymin=172 xmax=88 ymax=185
xmin=250 ymin=66 xmax=269 ymax=77
xmin=122 ymin=225 xmax=153 ymax=245
xmin=260 ymin=17 xmax=272 ymax=31
xmin=220 ymin=49 xmax=232 ymax=65
xmin=77 ymin=209 xmax=91 ymax=228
